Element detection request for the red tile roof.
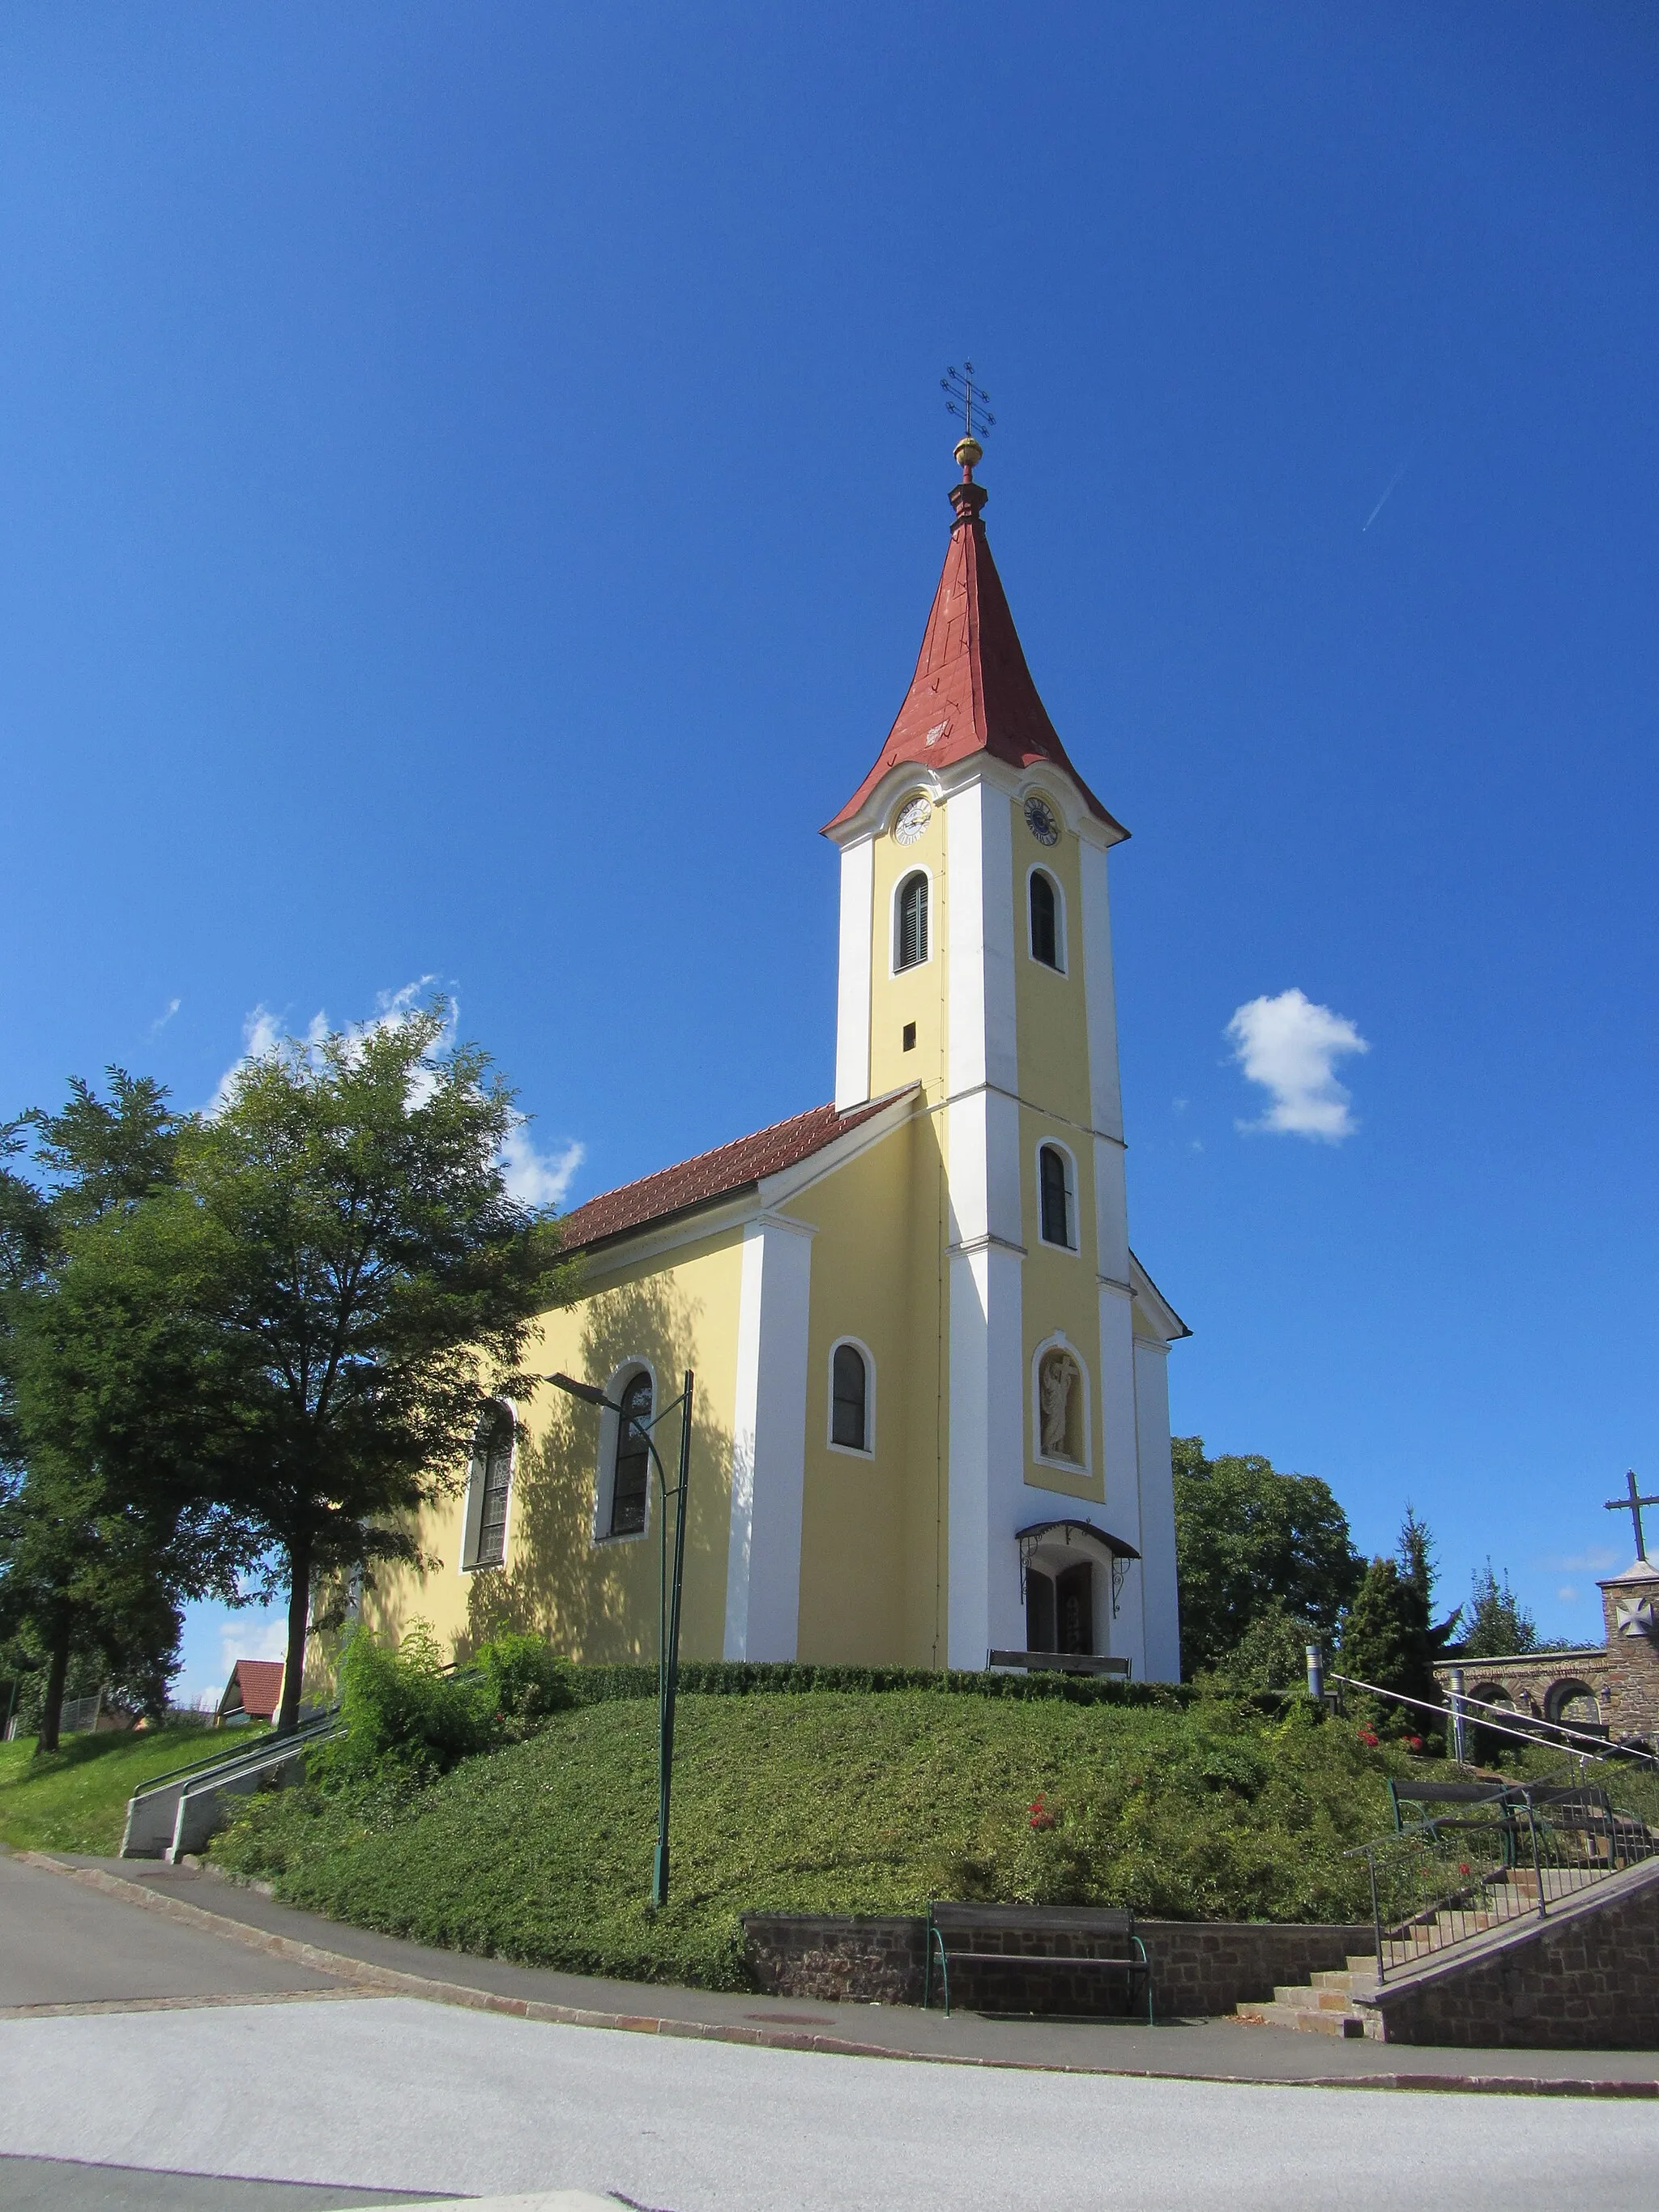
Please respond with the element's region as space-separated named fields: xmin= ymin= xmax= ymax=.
xmin=560 ymin=1089 xmax=914 ymax=1253
xmin=825 ymin=465 xmax=1127 ymax=837
xmin=223 ymin=1659 xmax=284 ymax=1719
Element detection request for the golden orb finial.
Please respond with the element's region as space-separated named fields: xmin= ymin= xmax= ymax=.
xmin=953 ymin=434 xmax=983 ymax=474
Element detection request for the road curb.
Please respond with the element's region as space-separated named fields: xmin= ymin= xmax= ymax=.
xmin=17 ymin=1852 xmax=1659 ymax=2100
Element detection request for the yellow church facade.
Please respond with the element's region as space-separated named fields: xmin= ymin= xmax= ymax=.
xmin=366 ymin=442 xmax=1188 ymax=1681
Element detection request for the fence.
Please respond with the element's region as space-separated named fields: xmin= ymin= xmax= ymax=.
xmin=1349 ymin=1783 xmax=1658 ymax=1982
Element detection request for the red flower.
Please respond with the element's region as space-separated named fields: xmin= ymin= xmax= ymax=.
xmin=1358 ymin=1728 xmax=1380 ymax=1749
xmin=1029 ymin=1793 xmax=1057 ymax=1831
xmin=1458 ymin=1862 xmax=1470 ymax=1877
xmin=1406 ymin=1736 xmax=1424 ymax=1752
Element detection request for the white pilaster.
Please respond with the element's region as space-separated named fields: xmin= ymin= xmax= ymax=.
xmin=1078 ymin=837 xmax=1124 ymax=1141
xmin=834 ymin=835 xmax=875 ymax=1112
xmin=1132 ymin=1337 xmax=1182 ymax=1683
xmin=945 ymin=782 xmax=1017 ymax=1097
xmin=947 ymin=1241 xmax=1026 ymax=1665
xmin=723 ymin=1213 xmax=815 ymax=1661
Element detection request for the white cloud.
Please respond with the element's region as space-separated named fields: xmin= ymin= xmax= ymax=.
xmin=1227 ymin=987 xmax=1369 ymax=1142
xmin=151 ymin=996 xmax=181 ymax=1035
xmin=1548 ymin=1547 xmax=1619 ymax=1574
xmin=501 ymin=1123 xmax=585 ymax=1209
xmin=1558 ymin=1585 xmax=1580 ymax=1603
xmin=220 ymin=1615 xmax=289 ymax=1677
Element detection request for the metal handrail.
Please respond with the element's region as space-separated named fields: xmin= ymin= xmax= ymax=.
xmin=1346 ymin=1784 xmax=1657 ymax=1983
xmin=122 ymin=1704 xmax=339 ymax=1802
xmin=1328 ymin=1670 xmax=1659 ymax=1774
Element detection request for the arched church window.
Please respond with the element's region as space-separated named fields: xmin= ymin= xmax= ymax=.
xmin=1030 ymin=870 xmax=1061 ymax=969
xmin=895 ymin=872 xmax=929 ymax=970
xmin=608 ymin=1370 xmax=654 ymax=1538
xmin=1038 ymin=1144 xmax=1073 ymax=1249
xmin=830 ymin=1341 xmax=872 ymax=1453
xmin=467 ymin=1402 xmax=514 ymax=1569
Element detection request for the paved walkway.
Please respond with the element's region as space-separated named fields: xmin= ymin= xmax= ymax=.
xmin=27 ymin=1852 xmax=1659 ymax=2094
xmin=5 ymin=1846 xmax=1659 ymax=2211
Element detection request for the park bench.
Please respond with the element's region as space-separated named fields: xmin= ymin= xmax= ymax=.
xmin=923 ymin=1903 xmax=1153 ymax=2023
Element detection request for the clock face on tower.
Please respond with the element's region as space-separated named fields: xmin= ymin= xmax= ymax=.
xmin=1024 ymin=795 xmax=1060 ymax=846
xmin=893 ymin=795 xmax=932 ymax=846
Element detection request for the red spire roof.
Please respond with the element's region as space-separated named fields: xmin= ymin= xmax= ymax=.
xmin=825 ymin=458 xmax=1126 ymax=838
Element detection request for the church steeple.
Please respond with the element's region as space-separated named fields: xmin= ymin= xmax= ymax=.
xmin=825 ymin=441 xmax=1128 ymax=841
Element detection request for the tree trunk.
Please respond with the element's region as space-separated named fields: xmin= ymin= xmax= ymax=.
xmin=37 ymin=1621 xmax=72 ymax=1755
xmin=276 ymin=1531 xmax=312 ymax=1736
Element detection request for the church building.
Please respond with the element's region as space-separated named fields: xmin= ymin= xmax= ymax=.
xmin=371 ymin=437 xmax=1188 ymax=1681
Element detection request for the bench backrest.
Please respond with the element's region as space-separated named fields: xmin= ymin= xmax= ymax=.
xmin=1388 ymin=1779 xmax=1509 ymax=1831
xmin=928 ymin=1902 xmax=1136 ymax=1940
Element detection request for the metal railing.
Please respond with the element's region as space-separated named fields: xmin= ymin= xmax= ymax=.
xmin=1328 ymin=1669 xmax=1659 ymax=1775
xmin=1348 ymin=1784 xmax=1658 ymax=1982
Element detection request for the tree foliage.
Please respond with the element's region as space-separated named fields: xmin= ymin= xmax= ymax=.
xmin=1459 ymin=1560 xmax=1542 ymax=1658
xmin=63 ymin=1008 xmax=575 ymax=1730
xmin=1172 ymin=1437 xmax=1363 ymax=1678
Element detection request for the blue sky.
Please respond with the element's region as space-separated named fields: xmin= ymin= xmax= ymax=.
xmin=2 ymin=5 xmax=1655 ymax=1695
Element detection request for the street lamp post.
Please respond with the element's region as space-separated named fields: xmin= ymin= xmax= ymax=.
xmin=540 ymin=1367 xmax=693 ymax=1909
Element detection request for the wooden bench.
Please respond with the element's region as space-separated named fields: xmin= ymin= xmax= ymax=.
xmin=923 ymin=1903 xmax=1153 ymax=2022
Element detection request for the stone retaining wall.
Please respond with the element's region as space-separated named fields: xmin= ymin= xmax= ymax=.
xmin=1360 ymin=1858 xmax=1659 ymax=2048
xmin=740 ymin=1912 xmax=1371 ymax=2018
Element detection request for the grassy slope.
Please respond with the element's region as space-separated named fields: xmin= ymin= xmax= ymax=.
xmin=0 ymin=1728 xmax=244 ymax=1853
xmin=213 ymin=1690 xmax=1413 ymax=1988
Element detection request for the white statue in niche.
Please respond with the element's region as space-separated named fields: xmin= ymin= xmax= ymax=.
xmin=1039 ymin=1349 xmax=1080 ymax=1462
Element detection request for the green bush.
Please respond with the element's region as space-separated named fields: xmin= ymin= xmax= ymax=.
xmin=476 ymin=1633 xmax=577 ymax=1737
xmin=311 ymin=1622 xmax=493 ymax=1789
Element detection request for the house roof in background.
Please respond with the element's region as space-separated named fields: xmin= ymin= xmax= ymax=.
xmin=220 ymin=1659 xmax=284 ymax=1718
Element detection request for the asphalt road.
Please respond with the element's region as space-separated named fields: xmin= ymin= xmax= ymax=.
xmin=2 ymin=1852 xmax=1656 ymax=2211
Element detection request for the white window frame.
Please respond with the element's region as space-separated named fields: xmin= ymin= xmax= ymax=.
xmin=826 ymin=1335 xmax=876 ymax=1460
xmin=460 ymin=1400 xmax=518 ymax=1573
xmin=592 ymin=1358 xmax=656 ymax=1545
xmin=1026 ymin=863 xmax=1068 ymax=974
xmin=890 ymin=863 xmax=935 ymax=977
xmin=1030 ymin=1331 xmax=1093 ymax=1477
xmin=1034 ymin=1137 xmax=1080 ymax=1254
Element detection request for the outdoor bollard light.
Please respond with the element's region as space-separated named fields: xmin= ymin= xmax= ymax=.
xmin=541 ymin=1367 xmax=693 ymax=1910
xmin=1304 ymin=1644 xmax=1324 ymax=1703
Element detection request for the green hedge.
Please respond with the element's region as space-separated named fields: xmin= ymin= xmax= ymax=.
xmin=569 ymin=1659 xmax=1204 ymax=1710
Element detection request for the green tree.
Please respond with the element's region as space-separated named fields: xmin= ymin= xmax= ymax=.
xmin=1172 ymin=1437 xmax=1363 ymax=1678
xmin=1459 ymin=1561 xmax=1540 ymax=1658
xmin=78 ymin=1008 xmax=574 ymax=1733
xmin=0 ymin=1076 xmax=209 ymax=1749
xmin=1337 ymin=1550 xmax=1459 ymax=1733
xmin=1396 ymin=1502 xmax=1438 ymax=1609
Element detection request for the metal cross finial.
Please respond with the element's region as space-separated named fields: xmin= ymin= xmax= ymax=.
xmin=1605 ymin=1469 xmax=1659 ymax=1562
xmin=941 ymin=360 xmax=996 ymax=444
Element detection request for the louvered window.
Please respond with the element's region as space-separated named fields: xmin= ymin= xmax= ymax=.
xmin=1039 ymin=1145 xmax=1073 ymax=1248
xmin=1030 ymin=871 xmax=1060 ymax=968
xmin=609 ymin=1370 xmax=653 ymax=1537
xmin=896 ymin=872 xmax=929 ymax=970
xmin=471 ymin=1407 xmax=514 ymax=1567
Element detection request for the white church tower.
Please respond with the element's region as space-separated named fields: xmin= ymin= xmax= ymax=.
xmin=821 ymin=435 xmax=1186 ymax=1681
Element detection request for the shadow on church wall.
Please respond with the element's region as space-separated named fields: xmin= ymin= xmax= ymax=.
xmin=450 ymin=1275 xmax=734 ymax=1667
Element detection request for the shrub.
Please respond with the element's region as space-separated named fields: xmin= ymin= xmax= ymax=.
xmin=476 ymin=1633 xmax=577 ymax=1737
xmin=311 ymin=1622 xmax=494 ymax=1789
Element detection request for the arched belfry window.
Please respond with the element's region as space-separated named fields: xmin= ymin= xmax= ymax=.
xmin=830 ymin=1340 xmax=872 ymax=1454
xmin=895 ymin=872 xmax=929 ymax=971
xmin=608 ymin=1370 xmax=654 ymax=1538
xmin=467 ymin=1402 xmax=514 ymax=1570
xmin=1030 ymin=870 xmax=1061 ymax=970
xmin=1038 ymin=1144 xmax=1073 ymax=1249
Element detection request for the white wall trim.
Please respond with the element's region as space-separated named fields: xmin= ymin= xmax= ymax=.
xmin=1024 ymin=861 xmax=1068 ymax=974
xmin=591 ymin=1360 xmax=656 ymax=1546
xmin=834 ymin=835 xmax=874 ymax=1112
xmin=889 ymin=859 xmax=936 ymax=977
xmin=1077 ymin=837 xmax=1124 ymax=1142
xmin=1034 ymin=1135 xmax=1081 ymax=1254
xmin=723 ymin=1214 xmax=814 ymax=1660
xmin=825 ymin=1334 xmax=876 ymax=1459
xmin=1030 ymin=1329 xmax=1093 ymax=1477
